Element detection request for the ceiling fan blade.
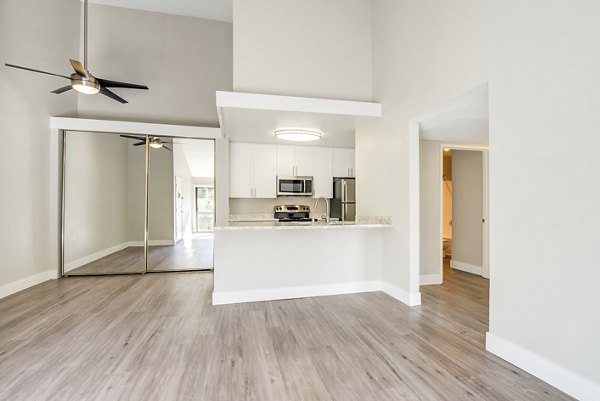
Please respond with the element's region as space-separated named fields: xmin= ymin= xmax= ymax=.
xmin=163 ymin=145 xmax=172 ymax=151
xmin=5 ymin=63 xmax=71 ymax=79
xmin=120 ymin=134 xmax=145 ymax=141
xmin=133 ymin=142 xmax=147 ymax=146
xmin=100 ymin=87 xmax=128 ymax=104
xmin=69 ymin=59 xmax=88 ymax=77
xmin=51 ymin=85 xmax=73 ymax=94
xmin=97 ymin=78 xmax=148 ymax=90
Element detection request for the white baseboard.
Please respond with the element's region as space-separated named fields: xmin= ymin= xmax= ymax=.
xmin=420 ymin=274 xmax=442 ymax=285
xmin=65 ymin=242 xmax=130 ymax=272
xmin=213 ymin=280 xmax=382 ymax=305
xmin=0 ymin=270 xmax=57 ymax=300
xmin=213 ymin=280 xmax=422 ymax=307
xmin=450 ymin=260 xmax=483 ymax=276
xmin=486 ymin=332 xmax=600 ymax=401
xmin=381 ymin=282 xmax=421 ymax=306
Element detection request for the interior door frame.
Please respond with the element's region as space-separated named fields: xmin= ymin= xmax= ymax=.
xmin=438 ymin=143 xmax=489 ymax=280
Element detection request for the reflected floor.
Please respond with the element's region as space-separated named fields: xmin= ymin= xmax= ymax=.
xmin=66 ymin=235 xmax=213 ymax=275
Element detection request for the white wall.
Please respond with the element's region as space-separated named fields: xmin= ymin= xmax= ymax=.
xmin=0 ymin=0 xmax=79 ymax=288
xmin=174 ymin=144 xmax=194 ymax=235
xmin=64 ymin=132 xmax=129 ymax=264
xmin=419 ymin=140 xmax=443 ymax=278
xmin=357 ymin=0 xmax=489 ymax=298
xmin=487 ymin=0 xmax=600 ymax=395
xmin=233 ymin=0 xmax=372 ymax=101
xmin=77 ymin=4 xmax=233 ymax=126
xmin=451 ymin=150 xmax=483 ymax=268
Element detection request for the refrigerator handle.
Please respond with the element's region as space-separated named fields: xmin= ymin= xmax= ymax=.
xmin=343 ymin=180 xmax=348 ymax=203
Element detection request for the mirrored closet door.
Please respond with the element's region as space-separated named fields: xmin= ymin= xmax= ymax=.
xmin=147 ymin=137 xmax=215 ymax=272
xmin=63 ymin=131 xmax=147 ymax=275
xmin=62 ymin=131 xmax=215 ymax=276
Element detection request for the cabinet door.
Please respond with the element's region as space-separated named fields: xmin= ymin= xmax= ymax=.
xmin=312 ymin=147 xmax=333 ymax=198
xmin=276 ymin=145 xmax=295 ymax=177
xmin=294 ymin=146 xmax=313 ymax=176
xmin=348 ymin=149 xmax=356 ymax=177
xmin=230 ymin=143 xmax=254 ymax=198
xmin=333 ymin=148 xmax=355 ymax=177
xmin=253 ymin=144 xmax=277 ymax=198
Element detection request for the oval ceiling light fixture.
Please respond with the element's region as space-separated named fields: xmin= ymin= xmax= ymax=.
xmin=274 ymin=129 xmax=322 ymax=142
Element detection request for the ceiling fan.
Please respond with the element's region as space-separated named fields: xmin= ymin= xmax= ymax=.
xmin=120 ymin=135 xmax=172 ymax=151
xmin=4 ymin=0 xmax=148 ymax=104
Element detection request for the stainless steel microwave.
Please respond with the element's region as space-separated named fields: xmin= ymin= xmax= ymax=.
xmin=277 ymin=177 xmax=313 ymax=196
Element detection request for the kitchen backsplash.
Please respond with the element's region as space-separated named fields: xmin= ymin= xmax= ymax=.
xmin=229 ymin=197 xmax=328 ymax=216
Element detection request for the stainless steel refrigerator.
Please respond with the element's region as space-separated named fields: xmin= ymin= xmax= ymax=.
xmin=331 ymin=178 xmax=356 ymax=221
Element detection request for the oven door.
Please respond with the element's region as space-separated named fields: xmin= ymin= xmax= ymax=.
xmin=278 ymin=178 xmax=308 ymax=196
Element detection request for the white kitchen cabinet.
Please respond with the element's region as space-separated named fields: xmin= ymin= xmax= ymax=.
xmin=253 ymin=144 xmax=277 ymax=198
xmin=294 ymin=146 xmax=313 ymax=176
xmin=312 ymin=147 xmax=333 ymax=198
xmin=276 ymin=145 xmax=295 ymax=176
xmin=276 ymin=145 xmax=313 ymax=177
xmin=230 ymin=143 xmax=277 ymax=198
xmin=333 ymin=148 xmax=355 ymax=177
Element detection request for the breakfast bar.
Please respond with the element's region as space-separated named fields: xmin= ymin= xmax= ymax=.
xmin=212 ymin=219 xmax=392 ymax=305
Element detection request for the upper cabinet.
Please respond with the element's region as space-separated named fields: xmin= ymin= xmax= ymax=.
xmin=333 ymin=148 xmax=355 ymax=177
xmin=276 ymin=145 xmax=313 ymax=177
xmin=230 ymin=143 xmax=277 ymax=198
xmin=312 ymin=147 xmax=333 ymax=198
xmin=231 ymin=143 xmax=354 ymax=199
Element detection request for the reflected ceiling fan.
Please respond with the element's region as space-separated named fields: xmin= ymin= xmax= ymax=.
xmin=120 ymin=135 xmax=172 ymax=151
xmin=4 ymin=0 xmax=148 ymax=104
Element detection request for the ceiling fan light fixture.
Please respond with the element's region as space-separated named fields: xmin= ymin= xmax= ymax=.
xmin=149 ymin=139 xmax=163 ymax=149
xmin=275 ymin=129 xmax=322 ymax=142
xmin=71 ymin=77 xmax=100 ymax=95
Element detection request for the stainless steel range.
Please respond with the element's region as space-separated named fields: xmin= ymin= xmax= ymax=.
xmin=274 ymin=205 xmax=312 ymax=221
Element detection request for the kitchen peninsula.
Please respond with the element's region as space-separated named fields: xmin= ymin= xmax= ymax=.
xmin=212 ymin=218 xmax=392 ymax=305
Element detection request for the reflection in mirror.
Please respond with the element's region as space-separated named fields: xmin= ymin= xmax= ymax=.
xmin=63 ymin=131 xmax=146 ymax=275
xmin=147 ymin=137 xmax=214 ymax=271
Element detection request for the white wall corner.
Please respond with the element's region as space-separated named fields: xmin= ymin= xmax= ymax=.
xmin=420 ymin=274 xmax=443 ymax=286
xmin=450 ymin=260 xmax=483 ymax=276
xmin=486 ymin=332 xmax=600 ymax=401
xmin=0 ymin=270 xmax=57 ymax=300
xmin=381 ymin=282 xmax=421 ymax=306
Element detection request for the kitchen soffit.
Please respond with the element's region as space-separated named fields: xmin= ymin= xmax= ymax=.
xmin=216 ymin=91 xmax=381 ymax=148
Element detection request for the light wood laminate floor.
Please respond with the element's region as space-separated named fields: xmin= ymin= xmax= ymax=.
xmin=67 ymin=237 xmax=213 ymax=275
xmin=0 ymin=264 xmax=573 ymax=400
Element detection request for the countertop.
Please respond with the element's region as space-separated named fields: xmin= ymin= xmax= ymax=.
xmin=214 ymin=220 xmax=392 ymax=231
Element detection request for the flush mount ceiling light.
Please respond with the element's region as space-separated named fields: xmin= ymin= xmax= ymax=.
xmin=274 ymin=129 xmax=322 ymax=142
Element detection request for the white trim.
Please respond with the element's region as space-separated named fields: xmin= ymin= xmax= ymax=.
xmin=213 ymin=281 xmax=382 ymax=305
xmin=420 ymin=274 xmax=443 ymax=285
xmin=216 ymin=91 xmax=381 ymax=117
xmin=64 ymin=242 xmax=130 ymax=272
xmin=381 ymin=281 xmax=422 ymax=306
xmin=50 ymin=117 xmax=222 ymax=139
xmin=486 ymin=332 xmax=600 ymax=401
xmin=408 ymin=121 xmax=421 ymax=294
xmin=450 ymin=260 xmax=483 ymax=276
xmin=0 ymin=270 xmax=57 ymax=300
xmin=213 ymin=280 xmax=422 ymax=307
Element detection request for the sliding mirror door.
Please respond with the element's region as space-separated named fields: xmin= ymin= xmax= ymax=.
xmin=147 ymin=137 xmax=214 ymax=271
xmin=63 ymin=131 xmax=147 ymax=275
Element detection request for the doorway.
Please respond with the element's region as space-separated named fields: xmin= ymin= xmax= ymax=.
xmin=61 ymin=131 xmax=215 ymax=276
xmin=440 ymin=145 xmax=488 ymax=281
